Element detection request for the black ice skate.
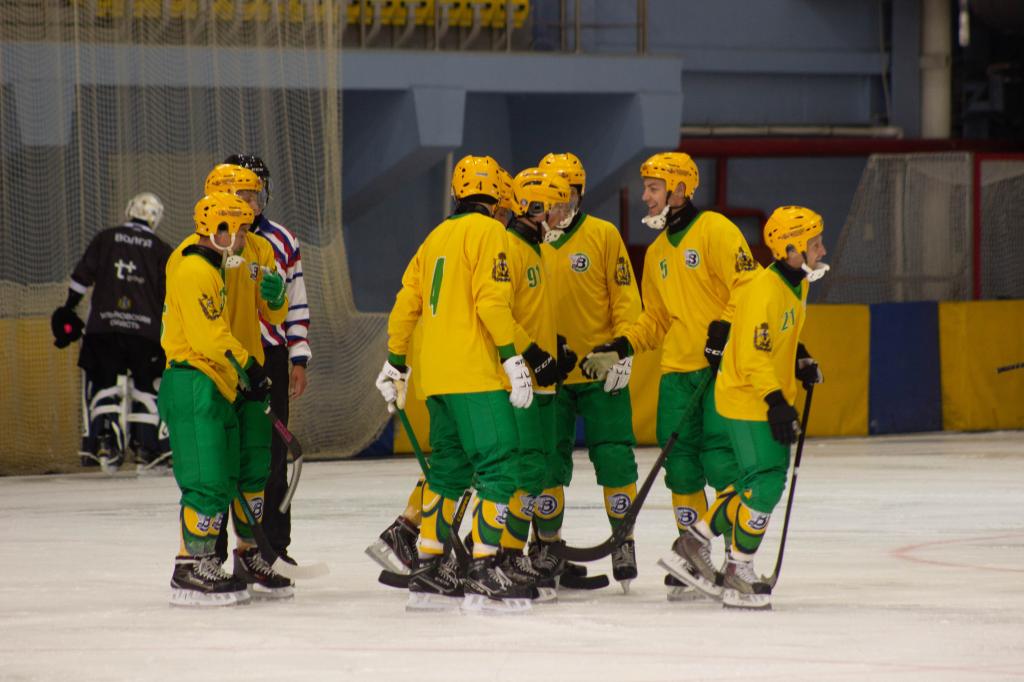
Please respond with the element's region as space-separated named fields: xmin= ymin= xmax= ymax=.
xmin=530 ymin=539 xmax=609 ymax=590
xmin=234 ymin=546 xmax=295 ymax=599
xmin=366 ymin=516 xmax=419 ymax=575
xmin=610 ymin=539 xmax=638 ymax=594
xmin=721 ymin=557 xmax=772 ymax=610
xmin=170 ymin=554 xmax=250 ymax=607
xmin=135 ymin=447 xmax=172 ymax=476
xmin=461 ymin=555 xmax=532 ymax=613
xmin=657 ymin=526 xmax=724 ymax=600
xmin=406 ymin=550 xmax=464 ymax=611
xmin=96 ymin=434 xmax=124 ymax=474
xmin=497 ymin=548 xmax=554 ymax=603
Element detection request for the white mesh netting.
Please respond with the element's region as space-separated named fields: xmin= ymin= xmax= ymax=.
xmin=0 ymin=3 xmax=389 ymax=475
xmin=820 ymin=152 xmax=1024 ymax=305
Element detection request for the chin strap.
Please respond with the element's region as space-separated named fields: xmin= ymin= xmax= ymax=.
xmin=641 ymin=205 xmax=671 ymax=230
xmin=802 ymin=262 xmax=830 ymax=282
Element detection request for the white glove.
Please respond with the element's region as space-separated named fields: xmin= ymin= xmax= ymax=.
xmin=375 ymin=360 xmax=409 ymax=414
xmin=603 ymin=356 xmax=632 ymax=393
xmin=503 ymin=355 xmax=534 ymax=409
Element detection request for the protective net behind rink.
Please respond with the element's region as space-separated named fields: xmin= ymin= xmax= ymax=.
xmin=819 ymin=152 xmax=1024 ymax=304
xmin=0 ymin=3 xmax=388 ymax=474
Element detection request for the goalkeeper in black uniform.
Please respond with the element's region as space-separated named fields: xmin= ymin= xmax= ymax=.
xmin=51 ymin=192 xmax=174 ymax=472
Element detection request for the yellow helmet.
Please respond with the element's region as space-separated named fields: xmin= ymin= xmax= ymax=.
xmin=640 ymin=152 xmax=699 ymax=199
xmin=497 ymin=167 xmax=517 ymax=212
xmin=451 ymin=155 xmax=502 ymax=202
xmin=204 ymin=164 xmax=263 ymax=196
xmin=194 ymin=192 xmax=254 ymax=237
xmin=512 ymin=168 xmax=571 ymax=216
xmin=763 ymin=206 xmax=824 ymax=260
xmin=538 ymin=152 xmax=586 ymax=195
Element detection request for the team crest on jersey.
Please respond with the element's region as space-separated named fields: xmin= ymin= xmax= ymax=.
xmin=248 ymin=262 xmax=260 ymax=281
xmin=659 ymin=258 xmax=668 ymax=279
xmin=608 ymin=493 xmax=632 ymax=515
xmin=684 ymin=248 xmax=701 ymax=269
xmin=198 ymin=292 xmax=221 ymax=321
xmin=735 ymin=247 xmax=757 ymax=272
xmin=492 ymin=252 xmax=511 ymax=282
xmin=569 ymin=252 xmax=590 ymax=273
xmin=753 ymin=322 xmax=772 ymax=352
xmin=116 ymin=295 xmax=132 ymax=311
xmin=614 ymin=256 xmax=632 ymax=285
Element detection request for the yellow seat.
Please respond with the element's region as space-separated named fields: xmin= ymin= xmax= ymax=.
xmin=489 ymin=0 xmax=528 ymax=29
xmin=392 ymin=0 xmax=433 ymax=26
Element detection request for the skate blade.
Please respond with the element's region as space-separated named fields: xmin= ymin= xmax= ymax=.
xmin=461 ymin=593 xmax=532 ymax=613
xmin=248 ymin=584 xmax=295 ymax=600
xmin=667 ymin=585 xmax=703 ymax=602
xmin=99 ymin=458 xmax=122 ymax=475
xmin=657 ymin=555 xmax=722 ymax=600
xmin=534 ymin=586 xmax=558 ymax=604
xmin=365 ymin=540 xmax=411 ymax=575
xmin=618 ymin=579 xmax=632 ymax=595
xmin=406 ymin=592 xmax=462 ymax=612
xmin=169 ymin=588 xmax=250 ymax=607
xmin=722 ymin=588 xmax=772 ymax=610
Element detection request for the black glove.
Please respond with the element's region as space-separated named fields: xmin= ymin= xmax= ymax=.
xmin=580 ymin=336 xmax=631 ymax=380
xmin=556 ymin=334 xmax=578 ymax=382
xmin=795 ymin=343 xmax=823 ymax=389
xmin=239 ymin=361 xmax=271 ymax=403
xmin=765 ymin=390 xmax=800 ymax=445
xmin=704 ymin=320 xmax=731 ymax=371
xmin=522 ymin=343 xmax=559 ymax=387
xmin=51 ymin=306 xmax=84 ymax=348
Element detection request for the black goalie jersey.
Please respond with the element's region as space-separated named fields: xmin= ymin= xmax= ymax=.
xmin=70 ymin=221 xmax=173 ymax=342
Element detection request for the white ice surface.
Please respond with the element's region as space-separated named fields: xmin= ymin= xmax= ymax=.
xmin=2 ymin=431 xmax=1023 ymax=681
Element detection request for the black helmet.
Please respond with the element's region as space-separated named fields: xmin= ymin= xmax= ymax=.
xmin=223 ymin=154 xmax=270 ymax=210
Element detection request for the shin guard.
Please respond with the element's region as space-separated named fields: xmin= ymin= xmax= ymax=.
xmin=671 ymin=490 xmax=709 ymax=534
xmin=533 ymin=486 xmax=565 ymax=542
xmin=603 ymin=483 xmax=637 ymax=535
xmin=731 ymin=501 xmax=771 ymax=556
xmin=471 ymin=499 xmax=507 ymax=558
xmin=499 ymin=489 xmax=535 ymax=551
xmin=419 ymin=486 xmax=457 ymax=557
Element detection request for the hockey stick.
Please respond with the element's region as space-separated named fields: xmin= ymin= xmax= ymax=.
xmin=765 ymin=384 xmax=814 ymax=590
xmin=996 ymin=362 xmax=1024 ymax=374
xmin=551 ymin=373 xmax=713 ymax=563
xmin=235 ymin=485 xmax=329 ymax=580
xmin=226 ymin=351 xmax=304 ymax=514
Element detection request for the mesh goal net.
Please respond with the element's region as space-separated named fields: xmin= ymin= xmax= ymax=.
xmin=819 ymin=152 xmax=1024 ymax=305
xmin=0 ymin=3 xmax=389 ymax=475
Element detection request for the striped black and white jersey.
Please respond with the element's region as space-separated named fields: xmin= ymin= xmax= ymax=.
xmin=252 ymin=214 xmax=311 ymax=366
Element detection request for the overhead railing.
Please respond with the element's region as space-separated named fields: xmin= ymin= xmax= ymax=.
xmin=18 ymin=0 xmax=648 ymax=53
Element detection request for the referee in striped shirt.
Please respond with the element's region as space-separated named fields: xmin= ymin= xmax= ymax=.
xmin=224 ymin=154 xmax=311 ymax=563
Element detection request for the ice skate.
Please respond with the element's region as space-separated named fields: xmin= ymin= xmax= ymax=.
xmin=721 ymin=556 xmax=772 ymax=610
xmin=610 ymin=539 xmax=637 ymax=594
xmin=366 ymin=516 xmax=419 ymax=575
xmin=170 ymin=554 xmax=250 ymax=607
xmin=406 ymin=550 xmax=463 ymax=612
xmin=97 ymin=434 xmax=124 ymax=474
xmin=233 ymin=546 xmax=294 ymax=599
xmin=136 ymin=448 xmax=171 ymax=476
xmin=664 ymin=573 xmax=701 ymax=602
xmin=657 ymin=527 xmax=723 ymax=600
xmin=498 ymin=548 xmax=554 ymax=603
xmin=461 ymin=555 xmax=532 ymax=613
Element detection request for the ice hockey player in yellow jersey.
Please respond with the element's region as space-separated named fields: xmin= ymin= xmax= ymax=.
xmin=166 ymin=164 xmax=293 ymax=598
xmin=375 ymin=154 xmax=534 ymax=613
xmin=161 ymin=192 xmax=266 ymax=606
xmin=536 ymin=152 xmax=642 ymax=592
xmin=664 ymin=206 xmax=827 ymax=610
xmin=581 ymin=152 xmax=760 ymax=601
xmin=491 ymin=167 xmax=575 ymax=602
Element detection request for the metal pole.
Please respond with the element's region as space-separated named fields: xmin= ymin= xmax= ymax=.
xmin=637 ymin=0 xmax=647 ymax=55
xmin=574 ymin=0 xmax=581 ymax=54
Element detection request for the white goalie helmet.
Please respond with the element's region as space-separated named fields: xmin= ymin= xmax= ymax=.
xmin=125 ymin=192 xmax=164 ymax=229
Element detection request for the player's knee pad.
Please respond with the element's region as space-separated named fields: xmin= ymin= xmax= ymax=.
xmin=589 ymin=444 xmax=638 ymax=488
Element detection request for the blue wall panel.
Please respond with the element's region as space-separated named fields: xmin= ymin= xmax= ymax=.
xmin=869 ymin=302 xmax=942 ymax=434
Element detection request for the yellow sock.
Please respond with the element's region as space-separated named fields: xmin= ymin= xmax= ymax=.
xmin=232 ymin=490 xmax=264 ymax=547
xmin=472 ymin=499 xmax=507 ymax=558
xmin=603 ymin=483 xmax=637 ymax=536
xmin=533 ymin=485 xmax=565 ymax=541
xmin=671 ymin=490 xmax=709 ymax=532
xmin=732 ymin=501 xmax=771 ymax=556
xmin=178 ymin=505 xmax=221 ymax=556
xmin=402 ymin=477 xmax=426 ymax=525
xmin=499 ymin=489 xmax=534 ymax=551
xmin=419 ymin=486 xmax=456 ymax=556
